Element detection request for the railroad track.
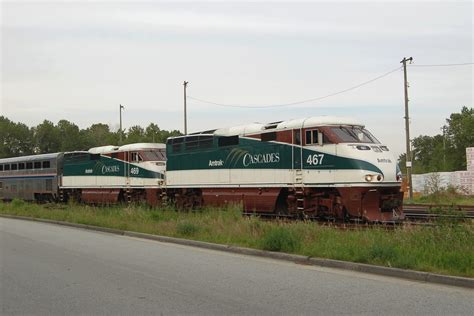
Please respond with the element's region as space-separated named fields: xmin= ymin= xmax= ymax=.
xmin=403 ymin=204 xmax=474 ymax=220
xmin=243 ymin=204 xmax=474 ymax=226
xmin=243 ymin=212 xmax=408 ymax=228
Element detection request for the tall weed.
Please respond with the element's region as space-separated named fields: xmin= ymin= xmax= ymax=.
xmin=260 ymin=226 xmax=301 ymax=252
xmin=176 ymin=221 xmax=200 ymax=236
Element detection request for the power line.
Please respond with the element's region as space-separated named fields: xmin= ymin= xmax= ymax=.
xmin=187 ymin=66 xmax=402 ymax=109
xmin=409 ymin=62 xmax=473 ymax=67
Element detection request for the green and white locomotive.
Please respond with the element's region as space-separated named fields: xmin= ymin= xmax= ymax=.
xmin=166 ymin=116 xmax=404 ymax=221
xmin=60 ymin=143 xmax=166 ymax=205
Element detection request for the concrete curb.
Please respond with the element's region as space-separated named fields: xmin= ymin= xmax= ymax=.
xmin=1 ymin=214 xmax=473 ymax=289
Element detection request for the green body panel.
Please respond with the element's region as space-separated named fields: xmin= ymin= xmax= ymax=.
xmin=63 ymin=154 xmax=163 ymax=179
xmin=166 ymin=137 xmax=382 ymax=174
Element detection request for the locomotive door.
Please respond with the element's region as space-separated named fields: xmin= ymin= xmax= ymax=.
xmin=292 ymin=129 xmax=303 ymax=184
xmin=124 ymin=152 xmax=130 ymax=188
xmin=292 ymin=129 xmax=303 ymax=168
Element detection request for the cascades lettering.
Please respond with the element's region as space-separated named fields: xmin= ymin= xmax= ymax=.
xmin=243 ymin=153 xmax=280 ymax=167
xmin=101 ymin=165 xmax=120 ymax=174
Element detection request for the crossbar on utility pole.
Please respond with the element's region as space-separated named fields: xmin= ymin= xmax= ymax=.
xmin=183 ymin=81 xmax=188 ymax=135
xmin=401 ymin=57 xmax=413 ymax=200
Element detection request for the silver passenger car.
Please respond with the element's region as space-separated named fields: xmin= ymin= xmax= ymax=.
xmin=0 ymin=153 xmax=63 ymax=202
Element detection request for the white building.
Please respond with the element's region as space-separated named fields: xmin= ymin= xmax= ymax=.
xmin=412 ymin=147 xmax=474 ymax=195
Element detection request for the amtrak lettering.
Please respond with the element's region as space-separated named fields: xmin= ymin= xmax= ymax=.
xmin=209 ymin=160 xmax=224 ymax=167
xmin=101 ymin=165 xmax=120 ymax=174
xmin=243 ymin=153 xmax=280 ymax=167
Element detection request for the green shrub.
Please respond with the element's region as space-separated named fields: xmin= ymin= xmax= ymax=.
xmin=11 ymin=198 xmax=26 ymax=209
xmin=369 ymin=243 xmax=398 ymax=264
xmin=176 ymin=222 xmax=200 ymax=236
xmin=260 ymin=226 xmax=301 ymax=253
xmin=149 ymin=211 xmax=164 ymax=222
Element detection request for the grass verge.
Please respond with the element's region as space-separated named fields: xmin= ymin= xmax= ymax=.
xmin=1 ymin=200 xmax=473 ymax=278
xmin=405 ymin=189 xmax=474 ymax=206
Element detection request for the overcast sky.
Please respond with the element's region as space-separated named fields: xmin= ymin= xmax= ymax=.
xmin=1 ymin=0 xmax=472 ymax=157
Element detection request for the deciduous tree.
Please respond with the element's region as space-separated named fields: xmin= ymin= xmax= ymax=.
xmin=34 ymin=120 xmax=61 ymax=154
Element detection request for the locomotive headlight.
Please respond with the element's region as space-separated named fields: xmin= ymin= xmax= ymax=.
xmin=365 ymin=174 xmax=383 ymax=182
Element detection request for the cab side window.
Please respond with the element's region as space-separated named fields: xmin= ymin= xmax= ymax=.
xmin=131 ymin=152 xmax=142 ymax=162
xmin=305 ymin=130 xmax=320 ymax=145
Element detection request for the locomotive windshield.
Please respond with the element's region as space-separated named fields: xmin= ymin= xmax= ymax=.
xmin=331 ymin=126 xmax=380 ymax=143
xmin=141 ymin=149 xmax=167 ymax=161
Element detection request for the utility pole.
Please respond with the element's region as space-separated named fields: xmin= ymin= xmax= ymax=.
xmin=401 ymin=57 xmax=413 ymax=200
xmin=119 ymin=104 xmax=124 ymax=143
xmin=183 ymin=81 xmax=188 ymax=135
xmin=441 ymin=126 xmax=446 ymax=170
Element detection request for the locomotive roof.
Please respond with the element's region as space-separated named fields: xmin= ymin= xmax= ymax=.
xmin=119 ymin=143 xmax=166 ymax=151
xmin=166 ymin=116 xmax=365 ymax=141
xmin=212 ymin=116 xmax=363 ymax=137
xmin=0 ymin=152 xmax=62 ymax=163
xmin=88 ymin=143 xmax=165 ymax=154
xmin=88 ymin=145 xmax=119 ymax=154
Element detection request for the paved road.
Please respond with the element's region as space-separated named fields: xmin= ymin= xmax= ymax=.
xmin=1 ymin=218 xmax=472 ymax=315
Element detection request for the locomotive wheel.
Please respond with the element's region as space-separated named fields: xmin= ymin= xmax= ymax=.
xmin=175 ymin=189 xmax=203 ymax=211
xmin=274 ymin=189 xmax=289 ymax=216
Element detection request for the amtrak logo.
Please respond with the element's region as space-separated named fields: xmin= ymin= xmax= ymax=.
xmin=243 ymin=153 xmax=280 ymax=167
xmin=209 ymin=160 xmax=224 ymax=167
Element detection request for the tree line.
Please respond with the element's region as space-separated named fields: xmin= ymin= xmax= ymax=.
xmin=399 ymin=106 xmax=474 ymax=173
xmin=2 ymin=107 xmax=473 ymax=172
xmin=0 ymin=117 xmax=182 ymax=158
